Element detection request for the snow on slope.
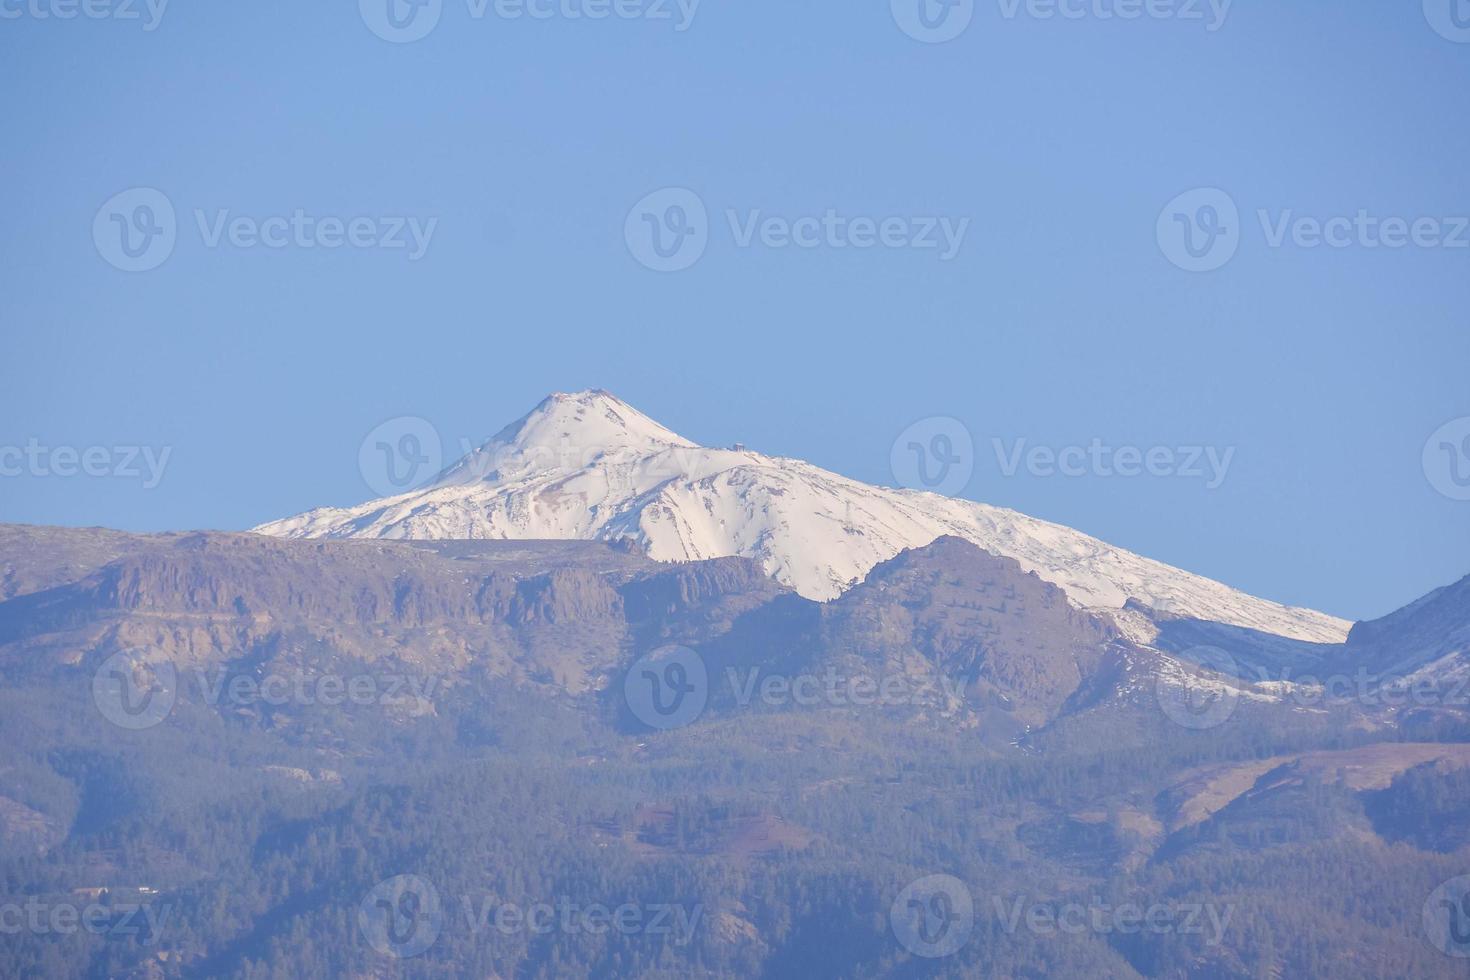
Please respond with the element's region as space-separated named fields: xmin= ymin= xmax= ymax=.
xmin=254 ymin=390 xmax=1350 ymax=643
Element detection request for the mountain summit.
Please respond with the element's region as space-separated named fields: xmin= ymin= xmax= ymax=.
xmin=464 ymin=389 xmax=695 ymax=462
xmin=254 ymin=391 xmax=1349 ymax=644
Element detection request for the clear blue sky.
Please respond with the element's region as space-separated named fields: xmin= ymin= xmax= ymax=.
xmin=2 ymin=1 xmax=1466 ymax=621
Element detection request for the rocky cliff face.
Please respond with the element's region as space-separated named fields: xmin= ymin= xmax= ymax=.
xmin=820 ymin=536 xmax=1125 ymax=725
xmin=0 ymin=527 xmax=787 ymax=698
xmin=681 ymin=535 xmax=1137 ymax=737
xmin=0 ymin=526 xmax=1134 ymax=733
xmin=12 ymin=525 xmax=1463 ymax=742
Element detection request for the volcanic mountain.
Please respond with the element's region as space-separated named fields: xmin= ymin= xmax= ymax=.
xmin=254 ymin=390 xmax=1349 ymax=644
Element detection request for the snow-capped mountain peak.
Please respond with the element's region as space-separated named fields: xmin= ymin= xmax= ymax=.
xmin=254 ymin=391 xmax=1351 ymax=645
xmin=496 ymin=389 xmax=694 ymax=455
xmin=435 ymin=389 xmax=696 ymax=488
